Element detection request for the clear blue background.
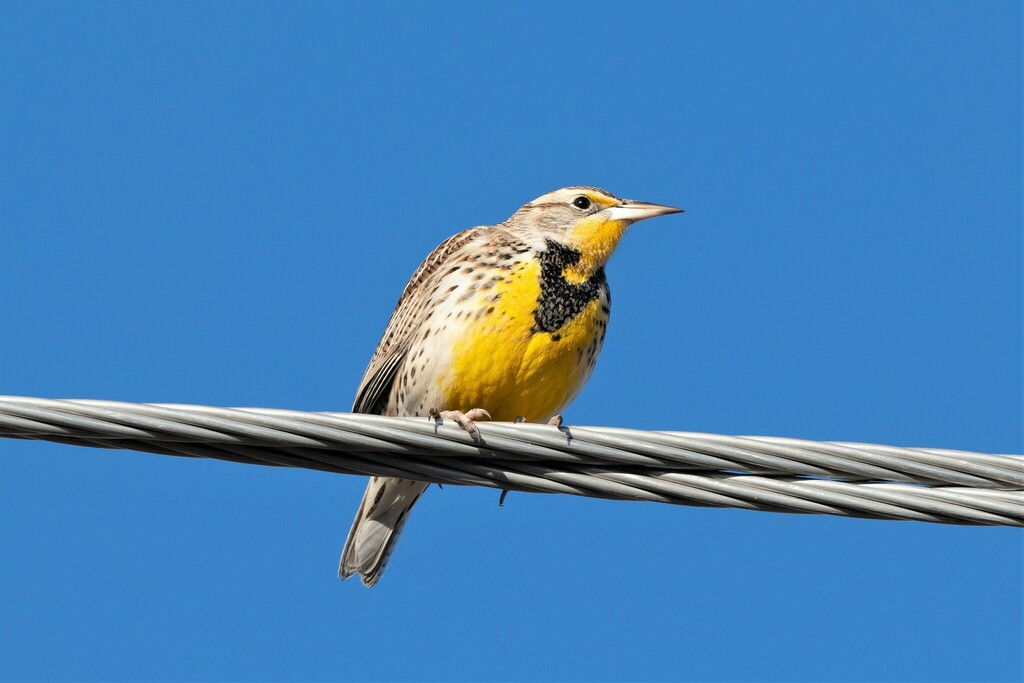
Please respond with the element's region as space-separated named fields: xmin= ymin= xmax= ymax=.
xmin=2 ymin=1 xmax=1021 ymax=681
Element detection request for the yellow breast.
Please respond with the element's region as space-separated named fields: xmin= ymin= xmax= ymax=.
xmin=439 ymin=259 xmax=607 ymax=422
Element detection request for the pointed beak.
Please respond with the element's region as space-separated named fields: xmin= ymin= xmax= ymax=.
xmin=604 ymin=199 xmax=684 ymax=223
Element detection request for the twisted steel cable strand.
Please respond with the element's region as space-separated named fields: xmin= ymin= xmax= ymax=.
xmin=1 ymin=396 xmax=1022 ymax=526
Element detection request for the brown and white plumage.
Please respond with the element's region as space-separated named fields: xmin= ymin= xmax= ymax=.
xmin=339 ymin=228 xmax=496 ymax=585
xmin=339 ymin=187 xmax=682 ymax=586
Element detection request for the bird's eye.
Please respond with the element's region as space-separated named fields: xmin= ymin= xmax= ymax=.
xmin=572 ymin=196 xmax=592 ymax=210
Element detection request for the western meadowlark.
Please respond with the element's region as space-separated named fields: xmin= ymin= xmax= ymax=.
xmin=340 ymin=186 xmax=682 ymax=586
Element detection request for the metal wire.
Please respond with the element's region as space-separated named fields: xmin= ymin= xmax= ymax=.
xmin=1 ymin=395 xmax=1022 ymax=527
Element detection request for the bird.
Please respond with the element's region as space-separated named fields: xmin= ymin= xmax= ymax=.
xmin=339 ymin=186 xmax=682 ymax=586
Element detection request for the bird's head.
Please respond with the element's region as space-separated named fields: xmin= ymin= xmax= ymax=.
xmin=504 ymin=186 xmax=682 ymax=279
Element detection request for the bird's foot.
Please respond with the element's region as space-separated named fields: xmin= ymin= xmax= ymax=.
xmin=513 ymin=414 xmax=563 ymax=426
xmin=428 ymin=407 xmax=492 ymax=435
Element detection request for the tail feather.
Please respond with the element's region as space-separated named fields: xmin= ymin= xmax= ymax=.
xmin=339 ymin=476 xmax=428 ymax=586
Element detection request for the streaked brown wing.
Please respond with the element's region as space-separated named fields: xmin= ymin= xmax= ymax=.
xmin=351 ymin=226 xmax=491 ymax=415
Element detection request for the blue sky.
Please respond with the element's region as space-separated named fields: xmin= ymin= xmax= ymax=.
xmin=1 ymin=1 xmax=1021 ymax=681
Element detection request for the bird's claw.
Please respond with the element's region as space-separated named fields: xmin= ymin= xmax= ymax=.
xmin=429 ymin=407 xmax=491 ymax=435
xmin=514 ymin=415 xmax=563 ymax=426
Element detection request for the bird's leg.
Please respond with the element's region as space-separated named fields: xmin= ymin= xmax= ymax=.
xmin=428 ymin=407 xmax=492 ymax=435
